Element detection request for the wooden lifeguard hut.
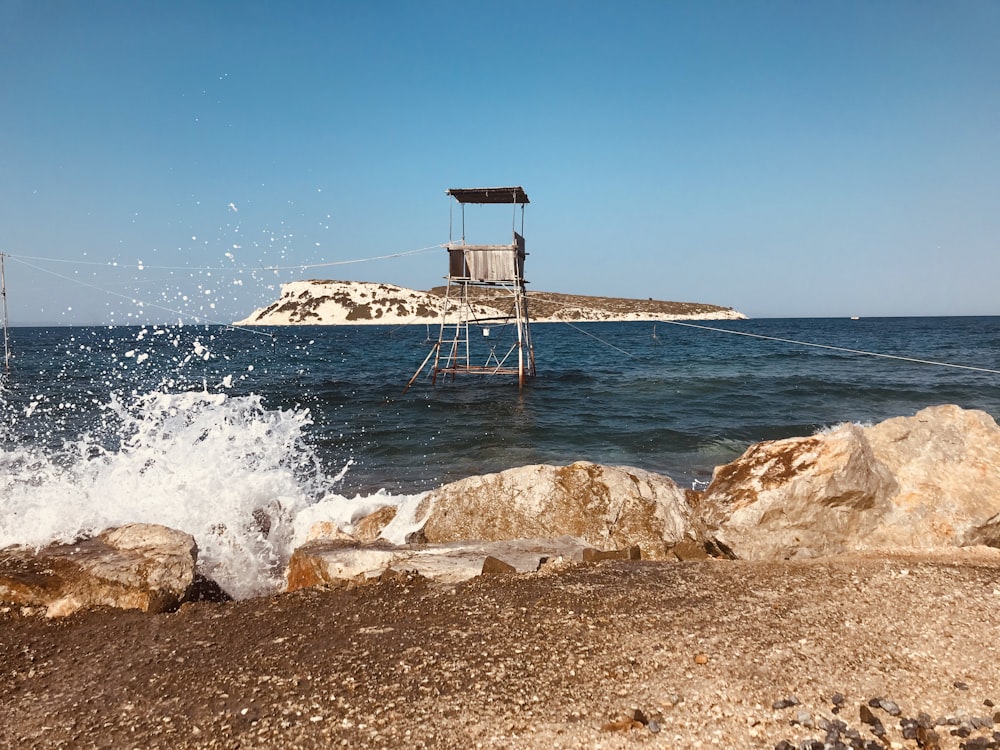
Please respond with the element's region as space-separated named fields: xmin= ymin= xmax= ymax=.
xmin=406 ymin=186 xmax=536 ymax=391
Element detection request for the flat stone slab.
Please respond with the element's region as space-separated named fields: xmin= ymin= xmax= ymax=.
xmin=285 ymin=536 xmax=594 ymax=590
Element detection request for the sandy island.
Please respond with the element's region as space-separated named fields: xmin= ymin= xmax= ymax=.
xmin=233 ymin=280 xmax=747 ymax=327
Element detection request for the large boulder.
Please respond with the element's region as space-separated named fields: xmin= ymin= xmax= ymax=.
xmin=0 ymin=524 xmax=198 ymax=617
xmin=700 ymin=405 xmax=1000 ymax=559
xmin=864 ymin=404 xmax=1000 ymax=547
xmin=415 ymin=461 xmax=696 ymax=558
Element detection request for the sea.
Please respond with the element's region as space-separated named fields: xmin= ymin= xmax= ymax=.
xmin=2 ymin=316 xmax=999 ymax=598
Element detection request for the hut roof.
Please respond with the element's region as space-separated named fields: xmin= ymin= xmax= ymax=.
xmin=446 ymin=186 xmax=529 ymax=205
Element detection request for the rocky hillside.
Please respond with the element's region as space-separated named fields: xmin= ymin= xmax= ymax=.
xmin=234 ymin=280 xmax=745 ymax=326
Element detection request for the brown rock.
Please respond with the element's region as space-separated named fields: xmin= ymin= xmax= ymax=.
xmin=481 ymin=555 xmax=517 ymax=577
xmin=700 ymin=423 xmax=896 ymax=559
xmin=354 ymin=506 xmax=398 ymax=543
xmin=668 ymin=539 xmax=710 ymax=561
xmin=305 ymin=521 xmax=355 ymax=543
xmin=582 ymin=545 xmax=641 ymax=562
xmin=600 ymin=718 xmax=644 ymax=732
xmin=700 ymin=406 xmax=1000 ymax=559
xmin=0 ymin=523 xmax=198 ymax=617
xmin=417 ymin=462 xmax=695 ymax=558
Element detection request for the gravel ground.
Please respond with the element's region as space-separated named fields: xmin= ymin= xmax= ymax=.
xmin=2 ymin=551 xmax=1000 ymax=749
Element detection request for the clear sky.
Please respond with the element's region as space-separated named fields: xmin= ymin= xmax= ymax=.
xmin=1 ymin=0 xmax=998 ymax=325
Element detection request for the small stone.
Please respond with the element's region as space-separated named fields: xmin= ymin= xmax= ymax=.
xmin=793 ymin=710 xmax=813 ymax=728
xmin=693 ymin=653 xmax=708 ymax=665
xmin=962 ymin=738 xmax=989 ymax=750
xmin=480 ymin=556 xmax=517 ymax=577
xmin=859 ymin=704 xmax=885 ymax=736
xmin=831 ymin=692 xmax=845 ymax=706
xmin=647 ymin=720 xmax=660 ymax=734
xmin=955 ymin=681 xmax=970 ymax=691
xmin=773 ymin=741 xmax=795 ymax=750
xmin=916 ymin=726 xmax=940 ymax=747
xmin=582 ymin=546 xmax=642 ymax=563
xmin=773 ymin=697 xmax=800 ymax=710
xmin=629 ymin=708 xmax=648 ymax=725
xmin=600 ymin=717 xmax=643 ymax=732
xmin=985 ymin=699 xmax=995 ymax=708
xmin=877 ymin=699 xmax=901 ymax=716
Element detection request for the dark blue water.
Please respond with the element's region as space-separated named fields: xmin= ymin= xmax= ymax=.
xmin=3 ymin=317 xmax=1000 ymax=494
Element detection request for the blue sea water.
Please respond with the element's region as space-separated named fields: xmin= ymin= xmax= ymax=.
xmin=2 ymin=317 xmax=999 ymax=596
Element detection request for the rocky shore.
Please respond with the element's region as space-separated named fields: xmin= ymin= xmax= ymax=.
xmin=3 ymin=403 xmax=1000 ymax=748
xmin=3 ymin=552 xmax=999 ymax=749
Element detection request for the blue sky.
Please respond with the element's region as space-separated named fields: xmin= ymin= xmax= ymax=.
xmin=1 ymin=0 xmax=998 ymax=324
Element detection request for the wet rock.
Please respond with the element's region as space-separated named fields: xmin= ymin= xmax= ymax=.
xmin=0 ymin=523 xmax=198 ymax=617
xmin=353 ymin=506 xmax=398 ymax=542
xmin=305 ymin=521 xmax=356 ymax=543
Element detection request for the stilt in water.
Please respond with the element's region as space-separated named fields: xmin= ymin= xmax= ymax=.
xmin=1 ymin=252 xmax=11 ymax=376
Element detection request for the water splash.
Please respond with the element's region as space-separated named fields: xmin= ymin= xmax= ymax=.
xmin=0 ymin=389 xmax=357 ymax=599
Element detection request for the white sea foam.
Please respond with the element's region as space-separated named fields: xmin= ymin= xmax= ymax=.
xmin=290 ymin=490 xmax=427 ymax=549
xmin=0 ymin=388 xmax=416 ymax=599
